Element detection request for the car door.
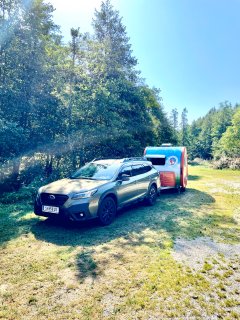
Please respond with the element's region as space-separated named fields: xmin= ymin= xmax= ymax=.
xmin=132 ymin=164 xmax=149 ymax=198
xmin=115 ymin=166 xmax=136 ymax=206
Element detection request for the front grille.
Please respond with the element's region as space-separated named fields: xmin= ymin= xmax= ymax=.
xmin=40 ymin=193 xmax=69 ymax=206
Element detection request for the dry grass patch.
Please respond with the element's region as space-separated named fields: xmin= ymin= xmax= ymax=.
xmin=0 ymin=165 xmax=240 ymax=319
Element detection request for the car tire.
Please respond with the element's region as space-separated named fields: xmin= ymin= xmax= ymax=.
xmin=146 ymin=184 xmax=157 ymax=206
xmin=98 ymin=196 xmax=117 ymax=226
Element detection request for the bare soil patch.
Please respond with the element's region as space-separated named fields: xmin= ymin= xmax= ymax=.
xmin=173 ymin=236 xmax=240 ymax=271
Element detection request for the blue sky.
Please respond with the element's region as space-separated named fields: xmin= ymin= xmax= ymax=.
xmin=50 ymin=0 xmax=240 ymax=122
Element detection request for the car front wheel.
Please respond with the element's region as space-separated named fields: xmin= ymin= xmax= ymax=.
xmin=98 ymin=196 xmax=117 ymax=226
xmin=146 ymin=185 xmax=157 ymax=206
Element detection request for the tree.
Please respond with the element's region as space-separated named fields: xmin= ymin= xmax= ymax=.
xmin=92 ymin=0 xmax=137 ymax=81
xmin=0 ymin=0 xmax=64 ymax=186
xmin=0 ymin=0 xmax=177 ymax=192
xmin=219 ymin=107 xmax=240 ymax=157
xmin=188 ymin=119 xmax=202 ymax=159
xmin=170 ymin=108 xmax=178 ymax=131
xmin=180 ymin=108 xmax=189 ymax=146
xmin=170 ymin=108 xmax=179 ymax=143
xmin=211 ymin=102 xmax=234 ymax=157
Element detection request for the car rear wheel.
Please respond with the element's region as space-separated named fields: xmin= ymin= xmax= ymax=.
xmin=98 ymin=197 xmax=116 ymax=226
xmin=146 ymin=185 xmax=157 ymax=206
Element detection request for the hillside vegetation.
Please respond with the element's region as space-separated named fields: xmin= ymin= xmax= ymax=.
xmin=1 ymin=0 xmax=239 ymax=196
xmin=0 ymin=0 xmax=175 ymax=194
xmin=188 ymin=103 xmax=240 ymax=162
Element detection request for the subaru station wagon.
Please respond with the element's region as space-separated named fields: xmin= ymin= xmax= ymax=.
xmin=34 ymin=158 xmax=160 ymax=225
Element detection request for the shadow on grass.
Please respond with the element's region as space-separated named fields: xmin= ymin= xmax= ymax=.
xmin=1 ymin=188 xmax=239 ymax=281
xmin=188 ymin=175 xmax=202 ymax=181
xmin=188 ymin=161 xmax=201 ymax=166
xmin=76 ymin=250 xmax=102 ymax=279
xmin=0 ymin=203 xmax=38 ymax=246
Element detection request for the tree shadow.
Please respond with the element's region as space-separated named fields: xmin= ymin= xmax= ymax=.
xmin=76 ymin=250 xmax=103 ymax=279
xmin=0 ymin=203 xmax=38 ymax=246
xmin=188 ymin=160 xmax=201 ymax=166
xmin=1 ymin=188 xmax=239 ymax=282
xmin=27 ymin=188 xmax=217 ymax=280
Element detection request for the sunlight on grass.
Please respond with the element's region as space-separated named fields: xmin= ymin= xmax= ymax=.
xmin=0 ymin=165 xmax=239 ymax=319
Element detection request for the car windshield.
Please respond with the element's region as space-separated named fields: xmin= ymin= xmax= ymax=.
xmin=70 ymin=162 xmax=120 ymax=180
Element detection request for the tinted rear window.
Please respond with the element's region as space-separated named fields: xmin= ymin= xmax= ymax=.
xmin=142 ymin=165 xmax=152 ymax=173
xmin=120 ymin=166 xmax=132 ymax=176
xmin=132 ymin=165 xmax=144 ymax=176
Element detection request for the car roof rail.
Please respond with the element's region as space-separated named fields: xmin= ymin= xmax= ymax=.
xmin=123 ymin=157 xmax=148 ymax=163
xmin=92 ymin=157 xmax=148 ymax=163
xmin=92 ymin=157 xmax=121 ymax=162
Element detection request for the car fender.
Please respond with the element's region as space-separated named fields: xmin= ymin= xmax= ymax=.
xmin=98 ymin=190 xmax=118 ymax=210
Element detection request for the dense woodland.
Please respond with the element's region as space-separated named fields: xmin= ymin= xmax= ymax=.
xmin=0 ymin=0 xmax=239 ymax=196
xmin=171 ymin=102 xmax=240 ymax=165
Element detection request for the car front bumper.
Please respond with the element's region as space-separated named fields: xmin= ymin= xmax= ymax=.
xmin=34 ymin=197 xmax=99 ymax=222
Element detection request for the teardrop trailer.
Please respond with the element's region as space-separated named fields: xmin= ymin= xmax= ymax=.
xmin=144 ymin=144 xmax=188 ymax=192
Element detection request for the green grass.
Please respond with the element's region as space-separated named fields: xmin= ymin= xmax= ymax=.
xmin=0 ymin=165 xmax=240 ymax=319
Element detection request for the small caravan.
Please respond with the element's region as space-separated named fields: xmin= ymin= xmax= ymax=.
xmin=144 ymin=144 xmax=188 ymax=191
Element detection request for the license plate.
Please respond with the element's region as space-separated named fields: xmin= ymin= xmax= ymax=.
xmin=42 ymin=206 xmax=59 ymax=214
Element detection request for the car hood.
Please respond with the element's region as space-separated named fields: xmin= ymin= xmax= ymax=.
xmin=40 ymin=178 xmax=108 ymax=195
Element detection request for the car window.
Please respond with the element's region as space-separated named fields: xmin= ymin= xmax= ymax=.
xmin=132 ymin=164 xmax=144 ymax=176
xmin=120 ymin=166 xmax=132 ymax=177
xmin=71 ymin=162 xmax=119 ymax=180
xmin=142 ymin=165 xmax=152 ymax=173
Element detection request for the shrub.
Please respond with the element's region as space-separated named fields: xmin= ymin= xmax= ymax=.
xmin=0 ymin=186 xmax=36 ymax=204
xmin=212 ymin=156 xmax=240 ymax=170
xmin=0 ymin=173 xmax=62 ymax=204
xmin=229 ymin=158 xmax=240 ymax=170
xmin=189 ymin=158 xmax=212 ymax=167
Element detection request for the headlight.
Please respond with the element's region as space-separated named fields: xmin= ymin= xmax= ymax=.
xmin=38 ymin=187 xmax=43 ymax=194
xmin=36 ymin=187 xmax=43 ymax=199
xmin=72 ymin=189 xmax=98 ymax=200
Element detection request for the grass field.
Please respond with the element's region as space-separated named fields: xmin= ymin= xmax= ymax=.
xmin=0 ymin=165 xmax=240 ymax=319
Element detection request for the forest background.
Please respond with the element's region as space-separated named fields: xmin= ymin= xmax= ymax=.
xmin=0 ymin=0 xmax=239 ymax=197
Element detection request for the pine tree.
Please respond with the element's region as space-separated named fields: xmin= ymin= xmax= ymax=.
xmin=170 ymin=108 xmax=179 ymax=131
xmin=92 ymin=0 xmax=137 ymax=81
xmin=180 ymin=108 xmax=189 ymax=146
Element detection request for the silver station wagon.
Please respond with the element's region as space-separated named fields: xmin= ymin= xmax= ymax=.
xmin=34 ymin=158 xmax=161 ymax=225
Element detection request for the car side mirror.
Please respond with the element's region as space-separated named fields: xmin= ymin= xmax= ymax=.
xmin=119 ymin=173 xmax=130 ymax=181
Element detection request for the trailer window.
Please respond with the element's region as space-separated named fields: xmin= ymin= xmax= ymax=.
xmin=147 ymin=157 xmax=166 ymax=165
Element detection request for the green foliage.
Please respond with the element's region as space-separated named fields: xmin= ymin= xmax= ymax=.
xmin=170 ymin=108 xmax=179 ymax=143
xmin=0 ymin=119 xmax=26 ymax=160
xmin=188 ymin=102 xmax=237 ymax=161
xmin=179 ymin=107 xmax=190 ymax=146
xmin=0 ymin=186 xmax=36 ymax=204
xmin=218 ymin=107 xmax=240 ymax=157
xmin=0 ymin=0 xmax=176 ymax=192
xmin=92 ymin=0 xmax=137 ymax=80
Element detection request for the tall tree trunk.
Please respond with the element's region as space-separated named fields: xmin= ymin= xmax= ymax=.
xmin=11 ymin=158 xmax=21 ymax=190
xmin=45 ymin=154 xmax=53 ymax=177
